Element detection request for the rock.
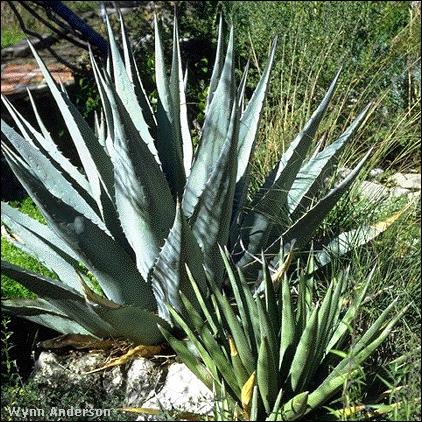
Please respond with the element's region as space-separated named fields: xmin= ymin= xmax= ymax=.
xmin=389 ymin=187 xmax=411 ymax=198
xmin=32 ymin=350 xmax=124 ymax=392
xmin=137 ymin=363 xmax=214 ymax=421
xmin=388 ymin=173 xmax=421 ymax=190
xmin=30 ymin=351 xmax=213 ymax=419
xmin=368 ymin=168 xmax=384 ymax=179
xmin=125 ymin=358 xmax=162 ymax=407
xmin=358 ymin=181 xmax=390 ymax=201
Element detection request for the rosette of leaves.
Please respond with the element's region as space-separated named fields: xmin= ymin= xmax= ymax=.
xmin=2 ymin=13 xmax=377 ymax=344
xmin=162 ymin=248 xmax=409 ymax=420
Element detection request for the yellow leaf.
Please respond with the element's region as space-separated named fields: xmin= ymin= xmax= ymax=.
xmin=241 ymin=371 xmax=256 ymax=410
xmin=271 ymin=249 xmax=294 ymax=286
xmin=229 ymin=336 xmax=238 ymax=357
xmin=84 ymin=344 xmax=163 ymax=374
xmin=372 ymin=209 xmax=405 ymax=232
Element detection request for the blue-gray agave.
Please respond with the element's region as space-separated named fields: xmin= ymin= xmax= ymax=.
xmin=2 ymin=14 xmax=373 ymax=344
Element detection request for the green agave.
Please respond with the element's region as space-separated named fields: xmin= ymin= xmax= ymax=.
xmin=163 ymin=248 xmax=409 ymax=421
xmin=2 ymin=13 xmax=375 ymax=344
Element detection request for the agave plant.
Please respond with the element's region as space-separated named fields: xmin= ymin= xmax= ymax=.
xmin=2 ymin=13 xmax=376 ymax=344
xmin=162 ymin=248 xmax=409 ymax=421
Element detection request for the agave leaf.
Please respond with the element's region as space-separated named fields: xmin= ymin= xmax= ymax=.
xmin=96 ymin=65 xmax=176 ymax=280
xmin=288 ymin=104 xmax=372 ymax=219
xmin=258 ymin=69 xmax=342 ymax=202
xmin=89 ymin=48 xmax=114 ymax=152
xmin=233 ymin=39 xmax=277 ymax=220
xmin=2 ymin=101 xmax=125 ymax=245
xmin=282 ymin=148 xmax=372 ymax=249
xmin=210 ymin=278 xmax=256 ymax=375
xmin=1 ymin=121 xmax=103 ymax=229
xmin=159 ymin=326 xmax=215 ymax=390
xmin=183 ymin=26 xmax=235 ymax=218
xmin=154 ymin=15 xmax=186 ymax=197
xmin=311 ymin=283 xmax=334 ymax=372
xmin=257 ymin=336 xmax=278 ymax=414
xmin=289 ymin=305 xmax=319 ymax=392
xmin=51 ymin=90 xmax=126 ymax=249
xmin=295 ymin=273 xmax=309 ymax=334
xmin=170 ymin=16 xmax=193 ymax=177
xmin=179 ymin=292 xmax=231 ymax=366
xmin=237 ymin=268 xmax=261 ymax=353
xmin=279 ymin=275 xmax=296 ymax=375
xmin=348 ymin=303 xmax=411 ymax=364
xmin=266 ymin=389 xmax=284 ymax=421
xmin=149 ymin=201 xmax=206 ymax=322
xmin=190 ymin=102 xmax=239 ymax=283
xmin=325 ymin=268 xmax=374 ymax=354
xmin=119 ymin=11 xmax=156 ymax=133
xmin=256 ymin=294 xmax=278 ymax=367
xmin=175 ymin=292 xmax=204 ymax=332
xmin=343 ymin=299 xmax=402 ymax=358
xmin=171 ymin=298 xmax=241 ymax=396
xmin=94 ymin=110 xmax=106 ymax=147
xmin=307 ymin=371 xmax=355 ymax=413
xmin=236 ymin=70 xmax=341 ymax=266
xmin=1 ymin=204 xmax=82 ymax=293
xmin=237 ymin=60 xmax=250 ymax=114
xmin=317 ymin=304 xmax=409 ymax=412
xmin=1 ymin=298 xmax=90 ymax=334
xmin=2 ymin=297 xmax=66 ymax=316
xmin=250 ymin=385 xmax=259 ymax=421
xmin=3 ymin=132 xmax=129 ymax=256
xmin=25 ymin=90 xmax=91 ymax=193
xmin=95 ymin=305 xmax=168 ymax=345
xmin=326 ymin=299 xmax=407 ymax=383
xmin=1 ymin=261 xmax=113 ymax=337
xmin=185 ymin=266 xmax=220 ymax=336
xmin=325 ymin=272 xmax=348 ymax=344
xmin=106 ymin=14 xmax=159 ymax=163
xmin=280 ymin=391 xmax=309 ymax=421
xmin=27 ymin=40 xmax=114 ymax=213
xmin=220 ymin=246 xmax=254 ymax=349
xmin=262 ymin=253 xmax=280 ymax=334
xmin=1 ymin=202 xmax=79 ymax=261
xmin=1 ymin=152 xmax=155 ymax=309
xmin=167 ymin=305 xmax=220 ymax=379
xmin=205 ymin=14 xmax=225 ymax=113
xmin=2 ymin=95 xmax=36 ymax=147
xmin=315 ymin=209 xmax=405 ymax=268
xmin=241 ymin=371 xmax=256 ymax=410
xmin=230 ymin=337 xmax=250 ymax=392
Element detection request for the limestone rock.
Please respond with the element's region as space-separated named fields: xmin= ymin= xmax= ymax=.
xmin=368 ymin=168 xmax=384 ymax=179
xmin=388 ymin=173 xmax=421 ymax=190
xmin=125 ymin=358 xmax=162 ymax=407
xmin=30 ymin=351 xmax=213 ymax=420
xmin=137 ymin=363 xmax=214 ymax=421
xmin=358 ymin=181 xmax=390 ymax=201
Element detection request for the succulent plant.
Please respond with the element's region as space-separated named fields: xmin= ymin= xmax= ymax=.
xmin=2 ymin=13 xmax=375 ymax=344
xmin=163 ymin=248 xmax=409 ymax=421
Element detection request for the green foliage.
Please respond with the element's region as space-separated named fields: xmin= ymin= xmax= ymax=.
xmin=1 ymin=197 xmax=48 ymax=299
xmin=163 ymin=251 xmax=408 ymax=420
xmin=163 ymin=248 xmax=409 ymax=420
xmin=1 ymin=29 xmax=24 ymax=49
xmin=222 ymin=1 xmax=420 ymax=170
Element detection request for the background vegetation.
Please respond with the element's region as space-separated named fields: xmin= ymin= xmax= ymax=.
xmin=1 ymin=1 xmax=420 ymax=420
